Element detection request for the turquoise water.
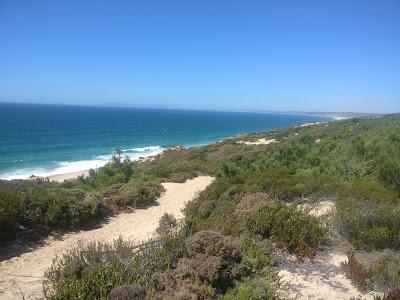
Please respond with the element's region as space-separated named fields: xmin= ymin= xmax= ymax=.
xmin=0 ymin=103 xmax=330 ymax=179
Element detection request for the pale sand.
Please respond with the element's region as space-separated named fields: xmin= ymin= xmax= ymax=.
xmin=0 ymin=176 xmax=214 ymax=300
xmin=299 ymin=199 xmax=336 ymax=217
xmin=278 ymin=200 xmax=382 ymax=300
xmin=278 ymin=252 xmax=380 ymax=300
xmin=237 ymin=138 xmax=276 ymax=145
xmin=47 ymin=170 xmax=90 ymax=183
xmin=300 ymin=121 xmax=328 ymax=127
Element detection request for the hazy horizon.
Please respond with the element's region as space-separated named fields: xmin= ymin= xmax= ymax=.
xmin=0 ymin=101 xmax=378 ymax=115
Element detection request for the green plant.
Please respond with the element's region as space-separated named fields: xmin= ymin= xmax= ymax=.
xmin=222 ymin=278 xmax=276 ymax=300
xmin=114 ymin=179 xmax=165 ymax=208
xmin=247 ymin=201 xmax=327 ymax=257
xmin=370 ymin=251 xmax=400 ymax=292
xmin=336 ymin=198 xmax=400 ymax=250
xmin=373 ymin=289 xmax=400 ymax=300
xmin=108 ymin=284 xmax=147 ymax=300
xmin=341 ymin=252 xmax=372 ymax=291
xmin=156 ymin=213 xmax=178 ymax=237
xmin=175 ymin=230 xmax=241 ymax=292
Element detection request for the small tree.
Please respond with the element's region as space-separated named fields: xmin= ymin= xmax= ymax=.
xmin=112 ymin=147 xmax=123 ymax=166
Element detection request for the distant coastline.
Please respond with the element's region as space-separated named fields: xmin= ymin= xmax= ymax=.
xmin=0 ymin=104 xmax=360 ymax=181
xmin=5 ymin=118 xmax=348 ymax=183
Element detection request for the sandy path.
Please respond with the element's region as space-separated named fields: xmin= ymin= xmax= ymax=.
xmin=0 ymin=176 xmax=214 ymax=300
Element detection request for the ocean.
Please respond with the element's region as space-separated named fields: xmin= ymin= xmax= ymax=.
xmin=0 ymin=103 xmax=331 ymax=180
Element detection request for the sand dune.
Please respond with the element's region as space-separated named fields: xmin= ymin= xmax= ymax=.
xmin=278 ymin=200 xmax=382 ymax=300
xmin=237 ymin=138 xmax=276 ymax=145
xmin=0 ymin=176 xmax=214 ymax=300
xmin=278 ymin=251 xmax=379 ymax=300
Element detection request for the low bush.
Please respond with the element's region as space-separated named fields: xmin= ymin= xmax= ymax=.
xmin=373 ymin=289 xmax=400 ymax=300
xmin=17 ymin=188 xmax=100 ymax=230
xmin=0 ymin=186 xmax=101 ymax=235
xmin=156 ymin=213 xmax=178 ymax=237
xmin=336 ymin=198 xmax=400 ymax=251
xmin=342 ymin=250 xmax=400 ymax=294
xmin=114 ymin=179 xmax=165 ymax=208
xmin=108 ymin=284 xmax=147 ymax=300
xmin=234 ymin=193 xmax=270 ymax=217
xmin=221 ymin=278 xmax=276 ymax=300
xmin=43 ymin=230 xmax=187 ymax=299
xmin=246 ymin=201 xmax=327 ymax=257
xmin=152 ymin=231 xmax=278 ymax=299
xmin=175 ymin=230 xmax=241 ymax=292
xmin=43 ymin=238 xmax=139 ymax=299
xmin=370 ymin=251 xmax=400 ymax=292
xmin=152 ymin=273 xmax=217 ymax=299
xmin=144 ymin=162 xmax=197 ymax=182
xmin=78 ymin=151 xmax=140 ymax=191
xmin=0 ymin=214 xmax=16 ymax=245
xmin=341 ymin=252 xmax=372 ymax=291
xmin=40 ymin=225 xmax=277 ymax=299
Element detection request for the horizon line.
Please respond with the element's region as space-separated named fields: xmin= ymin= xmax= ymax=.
xmin=0 ymin=100 xmax=384 ymax=116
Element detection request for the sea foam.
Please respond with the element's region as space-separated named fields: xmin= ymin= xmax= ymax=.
xmin=0 ymin=146 xmax=164 ymax=180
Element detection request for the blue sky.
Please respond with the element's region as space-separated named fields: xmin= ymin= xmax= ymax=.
xmin=0 ymin=0 xmax=399 ymax=113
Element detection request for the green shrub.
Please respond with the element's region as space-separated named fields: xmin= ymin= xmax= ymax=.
xmin=108 ymin=284 xmax=147 ymax=300
xmin=378 ymin=156 xmax=400 ymax=192
xmin=373 ymin=288 xmax=400 ymax=300
xmin=17 ymin=187 xmax=99 ymax=230
xmin=153 ymin=274 xmax=216 ymax=299
xmin=342 ymin=250 xmax=400 ymax=293
xmin=43 ymin=232 xmax=187 ymax=299
xmin=43 ymin=238 xmax=139 ymax=299
xmin=341 ymin=252 xmax=372 ymax=291
xmin=0 ymin=214 xmax=16 ymax=245
xmin=156 ymin=213 xmax=178 ymax=237
xmin=336 ymin=198 xmax=400 ymax=250
xmin=114 ymin=179 xmax=165 ymax=208
xmin=78 ymin=152 xmax=140 ymax=191
xmin=370 ymin=251 xmax=400 ymax=292
xmin=175 ymin=230 xmax=241 ymax=292
xmin=222 ymin=278 xmax=276 ymax=300
xmin=144 ymin=162 xmax=197 ymax=182
xmin=247 ymin=201 xmax=327 ymax=257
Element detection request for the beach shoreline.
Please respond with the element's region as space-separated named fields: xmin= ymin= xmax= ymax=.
xmin=1 ymin=115 xmax=352 ymax=183
xmin=47 ymin=170 xmax=90 ymax=183
xmin=0 ymin=114 xmax=351 ymax=183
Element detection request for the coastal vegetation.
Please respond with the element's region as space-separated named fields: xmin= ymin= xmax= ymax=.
xmin=0 ymin=150 xmax=164 ymax=245
xmin=1 ymin=114 xmax=400 ymax=298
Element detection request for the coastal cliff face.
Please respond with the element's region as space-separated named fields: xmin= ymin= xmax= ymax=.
xmin=1 ymin=114 xmax=400 ymax=299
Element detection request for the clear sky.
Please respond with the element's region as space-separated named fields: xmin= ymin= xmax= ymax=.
xmin=0 ymin=0 xmax=399 ymax=113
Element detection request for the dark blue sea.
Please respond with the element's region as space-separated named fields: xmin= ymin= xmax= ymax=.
xmin=0 ymin=103 xmax=331 ymax=180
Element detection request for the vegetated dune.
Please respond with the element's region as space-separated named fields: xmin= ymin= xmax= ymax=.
xmin=278 ymin=200 xmax=381 ymax=300
xmin=237 ymin=137 xmax=277 ymax=145
xmin=0 ymin=176 xmax=214 ymax=300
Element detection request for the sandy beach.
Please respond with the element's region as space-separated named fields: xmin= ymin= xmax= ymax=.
xmin=0 ymin=176 xmax=214 ymax=300
xmin=47 ymin=170 xmax=90 ymax=183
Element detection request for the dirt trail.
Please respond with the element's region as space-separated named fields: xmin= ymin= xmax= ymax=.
xmin=0 ymin=176 xmax=214 ymax=300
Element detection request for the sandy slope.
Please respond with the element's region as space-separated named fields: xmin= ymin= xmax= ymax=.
xmin=278 ymin=251 xmax=379 ymax=300
xmin=278 ymin=200 xmax=381 ymax=300
xmin=237 ymin=138 xmax=276 ymax=145
xmin=0 ymin=176 xmax=214 ymax=300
